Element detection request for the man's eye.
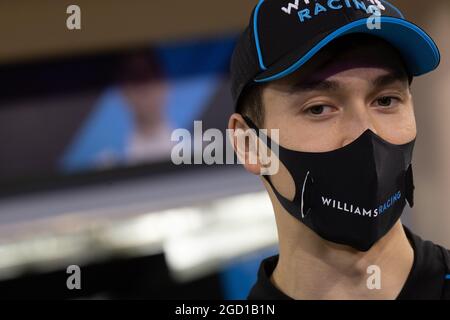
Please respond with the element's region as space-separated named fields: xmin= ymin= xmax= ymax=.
xmin=376 ymin=96 xmax=400 ymax=108
xmin=305 ymin=105 xmax=333 ymax=115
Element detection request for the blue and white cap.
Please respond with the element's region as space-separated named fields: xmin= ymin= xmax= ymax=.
xmin=230 ymin=0 xmax=440 ymax=106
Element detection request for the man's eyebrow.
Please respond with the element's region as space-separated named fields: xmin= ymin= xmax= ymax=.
xmin=288 ymin=70 xmax=409 ymax=94
xmin=289 ymin=79 xmax=342 ymax=93
xmin=372 ymin=71 xmax=409 ymax=88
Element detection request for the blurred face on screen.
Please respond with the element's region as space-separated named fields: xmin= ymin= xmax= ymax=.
xmin=119 ymin=52 xmax=169 ymax=135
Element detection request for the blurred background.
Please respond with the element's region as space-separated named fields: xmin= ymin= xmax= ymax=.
xmin=0 ymin=0 xmax=448 ymax=299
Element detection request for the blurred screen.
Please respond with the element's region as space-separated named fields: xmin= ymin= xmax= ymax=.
xmin=0 ymin=35 xmax=236 ymax=192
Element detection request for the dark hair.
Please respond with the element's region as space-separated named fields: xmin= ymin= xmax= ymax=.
xmin=116 ymin=48 xmax=164 ymax=85
xmin=236 ymin=84 xmax=265 ymax=127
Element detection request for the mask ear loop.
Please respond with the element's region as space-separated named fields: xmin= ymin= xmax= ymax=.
xmin=241 ymin=116 xmax=280 ymax=188
xmin=301 ymin=172 xmax=312 ymax=218
xmin=405 ymin=164 xmax=415 ymax=207
xmin=241 ymin=116 xmax=313 ymax=219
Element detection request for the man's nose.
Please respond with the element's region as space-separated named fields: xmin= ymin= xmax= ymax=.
xmin=341 ymin=104 xmax=379 ymax=147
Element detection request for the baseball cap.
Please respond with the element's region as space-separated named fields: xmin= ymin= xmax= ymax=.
xmin=230 ymin=0 xmax=440 ymax=107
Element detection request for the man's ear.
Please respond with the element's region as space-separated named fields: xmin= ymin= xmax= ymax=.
xmin=228 ymin=113 xmax=262 ymax=175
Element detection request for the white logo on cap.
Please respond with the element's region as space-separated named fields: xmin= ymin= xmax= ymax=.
xmin=281 ymin=0 xmax=386 ymax=16
xmin=368 ymin=0 xmax=385 ymax=11
xmin=281 ymin=0 xmax=310 ymax=15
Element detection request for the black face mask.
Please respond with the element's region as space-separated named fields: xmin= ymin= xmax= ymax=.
xmin=243 ymin=116 xmax=416 ymax=252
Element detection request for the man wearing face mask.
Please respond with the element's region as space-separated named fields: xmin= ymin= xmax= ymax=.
xmin=229 ymin=0 xmax=450 ymax=300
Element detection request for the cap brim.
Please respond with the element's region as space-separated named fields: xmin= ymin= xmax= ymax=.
xmin=254 ymin=17 xmax=440 ymax=83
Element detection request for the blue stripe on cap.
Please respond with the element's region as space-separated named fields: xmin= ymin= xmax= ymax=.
xmin=255 ymin=16 xmax=440 ymax=83
xmin=254 ymin=0 xmax=267 ymax=71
